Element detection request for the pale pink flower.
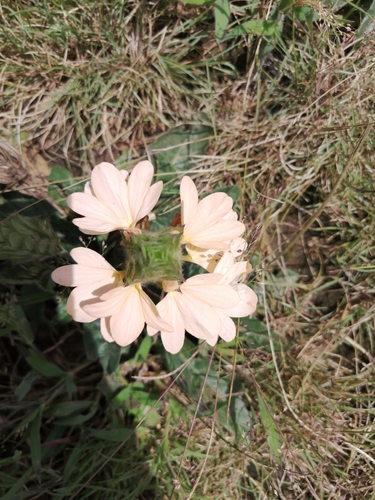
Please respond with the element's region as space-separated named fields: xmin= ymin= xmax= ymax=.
xmin=155 ymin=239 xmax=258 ymax=351
xmin=147 ymin=274 xmax=241 ymax=354
xmin=180 ymin=176 xmax=245 ymax=251
xmin=51 ymin=247 xmax=121 ymax=323
xmin=67 ymin=161 xmax=163 ymax=235
xmin=83 ymin=283 xmax=173 ymax=347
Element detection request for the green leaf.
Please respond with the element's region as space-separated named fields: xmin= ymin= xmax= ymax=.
xmin=44 ymin=401 xmax=94 ymax=418
xmin=29 ymin=407 xmax=42 ymax=476
xmin=63 ymin=444 xmax=83 ymax=483
xmin=294 ymin=6 xmax=318 ymax=23
xmin=55 ymin=405 xmax=98 ymax=426
xmin=214 ymin=0 xmax=230 ymax=41
xmin=0 ymin=213 xmax=59 ymax=264
xmin=26 ymin=350 xmax=66 ymax=378
xmin=215 ymin=376 xmax=253 ymax=440
xmin=1 ymin=468 xmax=33 ymax=500
xmin=83 ymin=321 xmax=121 ymax=374
xmin=150 ymin=123 xmax=213 ymax=175
xmin=257 ymin=389 xmax=282 ymax=462
xmin=2 ymin=300 xmax=34 ymax=344
xmin=14 ymin=370 xmax=41 ymax=402
xmin=48 ymin=165 xmax=83 ymax=206
xmin=227 ymin=20 xmax=280 ymax=37
xmin=179 ymin=0 xmax=215 ymax=4
xmin=89 ymin=427 xmax=133 ymax=441
xmin=357 ymin=0 xmax=375 ymax=38
xmin=134 ymin=335 xmax=152 ymax=363
xmin=239 ymin=317 xmax=283 ymax=351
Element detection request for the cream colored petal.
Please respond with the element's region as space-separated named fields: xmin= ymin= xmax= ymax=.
xmin=52 ymin=265 xmax=115 ymax=287
xmin=183 ymin=219 xmax=245 ymax=250
xmin=230 ymin=237 xmax=247 ymax=255
xmin=109 ymin=286 xmax=145 ymax=346
xmin=100 ymin=317 xmax=115 ymax=343
xmin=67 ymin=192 xmax=121 ymax=225
xmin=127 ymin=161 xmax=155 ymax=221
xmin=150 ymin=293 xmax=185 ymax=354
xmin=181 ymin=274 xmax=240 ymax=309
xmin=84 ymin=181 xmax=93 ymax=195
xmin=217 ymin=261 xmax=250 ymax=285
xmin=70 ymin=247 xmax=115 ymax=269
xmin=185 ymin=244 xmax=222 ymax=271
xmin=71 ymin=218 xmax=121 ymax=235
xmin=67 ymin=285 xmax=102 ymax=322
xmin=213 ymin=251 xmax=236 ymax=276
xmin=189 ymin=192 xmax=232 ymax=232
xmin=205 ymin=335 xmax=219 ymax=347
xmin=216 ymin=309 xmax=236 ymax=342
xmin=223 ymin=284 xmax=258 ymax=317
xmin=134 ymin=180 xmax=163 ymax=222
xmin=138 ymin=286 xmax=173 ymax=332
xmin=175 ymin=292 xmax=221 ymax=340
xmin=90 ymin=162 xmax=132 ymax=224
xmin=83 ymin=286 xmax=132 ymax=318
xmin=180 ymin=176 xmax=198 ymax=225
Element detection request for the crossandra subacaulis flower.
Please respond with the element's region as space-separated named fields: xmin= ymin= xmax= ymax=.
xmin=52 ymin=247 xmax=172 ymax=346
xmin=67 ymin=161 xmax=163 ymax=235
xmin=179 ymin=175 xmax=245 ymax=251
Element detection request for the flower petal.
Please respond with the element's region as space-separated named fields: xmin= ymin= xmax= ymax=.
xmin=67 ymin=284 xmax=114 ymax=322
xmin=109 ymin=286 xmax=145 ymax=346
xmin=148 ymin=292 xmax=185 ymax=354
xmin=184 ymin=219 xmax=245 ymax=250
xmin=134 ymin=180 xmax=163 ymax=222
xmin=180 ymin=176 xmax=198 ymax=225
xmin=189 ymin=192 xmax=232 ymax=233
xmin=90 ymin=162 xmax=132 ymax=224
xmin=181 ymin=274 xmax=240 ymax=309
xmin=70 ymin=247 xmax=115 ymax=269
xmin=100 ymin=317 xmax=115 ymax=343
xmin=138 ymin=286 xmax=173 ymax=332
xmin=175 ymin=292 xmax=221 ymax=340
xmin=223 ymin=284 xmax=258 ymax=317
xmin=216 ymin=309 xmax=236 ymax=342
xmin=127 ymin=161 xmax=155 ymax=221
xmin=67 ymin=192 xmax=117 ymax=221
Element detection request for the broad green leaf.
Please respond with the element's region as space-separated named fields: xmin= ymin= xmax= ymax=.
xmin=2 ymin=301 xmax=34 ymax=344
xmin=0 ymin=213 xmax=59 ymax=263
xmin=357 ymin=0 xmax=375 ymax=38
xmin=214 ymin=0 xmax=230 ymax=41
xmin=150 ymin=124 xmax=212 ymax=175
xmin=239 ymin=317 xmax=283 ymax=352
xmin=257 ymin=389 xmax=282 ymax=462
xmin=83 ymin=321 xmax=121 ymax=374
xmin=227 ymin=20 xmax=280 ymax=37
xmin=216 ymin=376 xmax=253 ymax=440
xmin=48 ymin=165 xmax=83 ymax=206
xmin=294 ymin=6 xmax=318 ymax=23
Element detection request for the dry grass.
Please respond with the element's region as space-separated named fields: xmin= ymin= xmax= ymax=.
xmin=1 ymin=0 xmax=375 ymax=498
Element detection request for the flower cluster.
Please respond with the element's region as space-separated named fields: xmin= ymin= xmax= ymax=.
xmin=52 ymin=161 xmax=257 ymax=353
